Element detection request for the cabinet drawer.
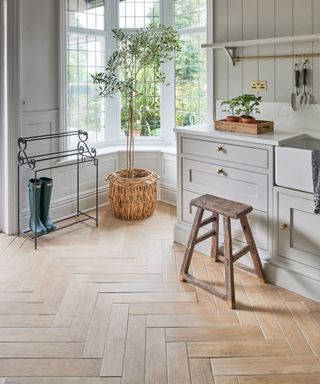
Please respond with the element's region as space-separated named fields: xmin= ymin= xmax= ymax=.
xmin=277 ymin=190 xmax=320 ymax=269
xmin=183 ymin=158 xmax=268 ymax=212
xmin=182 ymin=190 xmax=269 ymax=251
xmin=182 ymin=138 xmax=269 ymax=169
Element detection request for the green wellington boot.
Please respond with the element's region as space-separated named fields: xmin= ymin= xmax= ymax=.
xmin=39 ymin=177 xmax=57 ymax=232
xmin=28 ymin=179 xmax=47 ymax=235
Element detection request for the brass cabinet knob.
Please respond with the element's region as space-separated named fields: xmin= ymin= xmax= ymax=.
xmin=216 ymin=146 xmax=223 ymax=152
xmin=280 ymin=223 xmax=288 ymax=230
xmin=217 ymin=168 xmax=224 ymax=175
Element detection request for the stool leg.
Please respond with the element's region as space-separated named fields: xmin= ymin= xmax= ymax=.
xmin=240 ymin=215 xmax=266 ymax=283
xmin=210 ymin=213 xmax=219 ymax=262
xmin=179 ymin=207 xmax=204 ymax=282
xmin=223 ymin=217 xmax=235 ymax=309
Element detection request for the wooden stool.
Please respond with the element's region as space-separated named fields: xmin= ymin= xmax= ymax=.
xmin=180 ymin=194 xmax=266 ymax=309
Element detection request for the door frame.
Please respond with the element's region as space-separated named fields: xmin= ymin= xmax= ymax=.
xmin=0 ymin=0 xmax=20 ymax=235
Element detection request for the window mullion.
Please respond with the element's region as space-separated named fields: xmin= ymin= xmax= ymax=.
xmin=161 ymin=0 xmax=175 ymax=145
xmin=105 ymin=0 xmax=120 ymax=145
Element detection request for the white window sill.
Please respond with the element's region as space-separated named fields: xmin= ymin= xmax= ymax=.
xmin=97 ymin=144 xmax=176 ymax=157
xmin=57 ymin=144 xmax=176 ymax=165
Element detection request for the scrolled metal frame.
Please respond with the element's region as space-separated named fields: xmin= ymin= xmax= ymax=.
xmin=77 ymin=130 xmax=97 ymax=160
xmin=17 ymin=130 xmax=99 ymax=249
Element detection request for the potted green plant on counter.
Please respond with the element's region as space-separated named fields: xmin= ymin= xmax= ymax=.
xmin=92 ymin=24 xmax=181 ymax=220
xmin=237 ymin=94 xmax=262 ymax=124
xmin=221 ymin=98 xmax=241 ymax=122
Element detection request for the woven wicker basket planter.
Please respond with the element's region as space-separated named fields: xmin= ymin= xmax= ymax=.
xmin=107 ymin=168 xmax=159 ymax=220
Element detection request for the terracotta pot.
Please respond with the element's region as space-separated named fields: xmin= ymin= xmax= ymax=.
xmin=226 ymin=116 xmax=239 ymax=122
xmin=240 ymin=117 xmax=256 ymax=124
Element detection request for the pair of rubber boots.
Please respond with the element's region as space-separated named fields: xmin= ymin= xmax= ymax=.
xmin=28 ymin=177 xmax=56 ymax=235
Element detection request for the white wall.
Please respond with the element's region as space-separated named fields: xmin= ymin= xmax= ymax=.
xmin=214 ymin=0 xmax=320 ymax=128
xmin=20 ymin=0 xmax=58 ymax=113
xmin=18 ymin=0 xmax=176 ymax=231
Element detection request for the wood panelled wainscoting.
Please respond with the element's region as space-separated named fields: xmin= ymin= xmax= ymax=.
xmin=0 ymin=203 xmax=319 ymax=382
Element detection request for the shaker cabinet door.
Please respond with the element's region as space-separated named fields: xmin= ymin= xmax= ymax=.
xmin=277 ymin=191 xmax=320 ymax=268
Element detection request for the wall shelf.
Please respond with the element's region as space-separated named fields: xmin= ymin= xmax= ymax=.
xmin=202 ymin=34 xmax=320 ymax=65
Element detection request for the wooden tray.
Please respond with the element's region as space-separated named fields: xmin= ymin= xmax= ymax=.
xmin=215 ymin=119 xmax=274 ymax=135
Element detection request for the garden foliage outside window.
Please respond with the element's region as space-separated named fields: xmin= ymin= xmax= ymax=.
xmin=175 ymin=0 xmax=207 ymax=127
xmin=119 ymin=0 xmax=161 ymax=138
xmin=66 ymin=0 xmax=106 ymax=145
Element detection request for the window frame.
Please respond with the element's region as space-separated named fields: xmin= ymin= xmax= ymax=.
xmin=59 ymin=0 xmax=213 ymax=149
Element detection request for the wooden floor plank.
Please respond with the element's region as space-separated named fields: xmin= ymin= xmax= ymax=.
xmin=70 ymin=283 xmax=100 ymax=342
xmin=0 ymin=342 xmax=83 ymax=358
xmin=148 ymin=313 xmax=238 ymax=327
xmin=87 ymin=273 xmax=162 ymax=283
xmin=0 ymin=328 xmax=71 ymax=342
xmin=243 ymin=283 xmax=285 ymax=341
xmin=5 ymin=377 xmax=121 ymax=384
xmin=211 ymin=356 xmax=320 ymax=376
xmin=52 ymin=275 xmax=88 ymax=328
xmin=130 ymin=302 xmax=216 ymax=315
xmin=145 ymin=328 xmax=167 ymax=384
xmin=233 ymin=272 xmax=258 ymax=326
xmin=238 ymin=374 xmax=320 ymax=384
xmin=0 ymin=359 xmax=101 ymax=377
xmin=82 ymin=294 xmax=113 ymax=358
xmin=100 ymin=303 xmax=129 ymax=377
xmin=187 ymin=340 xmax=292 ymax=358
xmin=261 ymin=289 xmax=313 ymax=355
xmin=122 ymin=315 xmax=146 ymax=384
xmin=166 ymin=326 xmax=264 ymax=342
xmin=100 ymin=282 xmax=178 ymax=293
xmin=287 ymin=301 xmax=320 ymax=358
xmin=0 ymin=315 xmax=54 ymax=328
xmin=189 ymin=358 xmax=214 ymax=384
xmin=167 ymin=342 xmax=191 ymax=384
xmin=191 ymin=256 xmax=217 ymax=304
xmin=6 ymin=379 xmax=121 ymax=384
xmin=112 ymin=292 xmax=197 ymax=303
xmin=214 ymin=377 xmax=239 ymax=384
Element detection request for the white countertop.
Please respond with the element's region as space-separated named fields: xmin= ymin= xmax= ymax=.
xmin=174 ymin=125 xmax=306 ymax=146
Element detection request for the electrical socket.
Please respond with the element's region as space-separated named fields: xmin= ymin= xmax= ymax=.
xmin=250 ymin=80 xmax=267 ymax=91
xmin=250 ymin=81 xmax=259 ymax=91
xmin=258 ymin=81 xmax=267 ymax=91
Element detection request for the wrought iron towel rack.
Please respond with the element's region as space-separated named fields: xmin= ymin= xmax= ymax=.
xmin=17 ymin=130 xmax=99 ymax=249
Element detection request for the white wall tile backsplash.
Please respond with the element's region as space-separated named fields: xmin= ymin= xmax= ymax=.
xmin=216 ymin=101 xmax=320 ymax=132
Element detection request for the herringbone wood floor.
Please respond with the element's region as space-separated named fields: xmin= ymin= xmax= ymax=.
xmin=0 ymin=203 xmax=319 ymax=383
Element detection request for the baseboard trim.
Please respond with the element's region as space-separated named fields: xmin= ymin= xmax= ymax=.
xmin=20 ymin=183 xmax=176 ymax=232
xmin=265 ymin=260 xmax=320 ymax=303
xmin=21 ymin=186 xmax=108 ymax=231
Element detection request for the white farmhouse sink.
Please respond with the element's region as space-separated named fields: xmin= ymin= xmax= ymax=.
xmin=275 ymin=136 xmax=320 ymax=194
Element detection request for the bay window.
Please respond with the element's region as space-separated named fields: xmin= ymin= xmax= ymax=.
xmin=63 ymin=0 xmax=211 ymax=147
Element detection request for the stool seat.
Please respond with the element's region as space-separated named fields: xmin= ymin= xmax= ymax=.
xmin=191 ymin=194 xmax=252 ymax=219
xmin=180 ymin=194 xmax=266 ymax=309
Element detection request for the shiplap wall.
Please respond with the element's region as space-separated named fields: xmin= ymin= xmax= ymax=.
xmin=214 ymin=0 xmax=320 ymax=104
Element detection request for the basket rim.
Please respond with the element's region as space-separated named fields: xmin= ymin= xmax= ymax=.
xmin=106 ymin=168 xmax=159 ymax=181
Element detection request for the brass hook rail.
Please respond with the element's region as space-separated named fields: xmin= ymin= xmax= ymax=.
xmin=234 ymin=53 xmax=320 ymax=62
